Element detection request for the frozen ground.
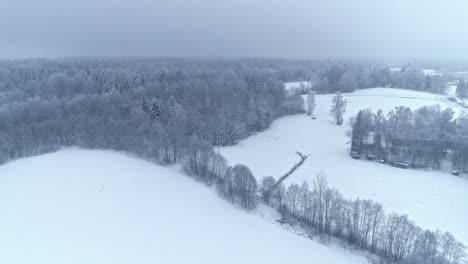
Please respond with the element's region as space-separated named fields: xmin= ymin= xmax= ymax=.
xmin=221 ymin=87 xmax=468 ymax=245
xmin=0 ymin=150 xmax=368 ymax=264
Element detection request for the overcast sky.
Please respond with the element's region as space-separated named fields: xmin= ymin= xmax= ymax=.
xmin=0 ymin=0 xmax=467 ymax=60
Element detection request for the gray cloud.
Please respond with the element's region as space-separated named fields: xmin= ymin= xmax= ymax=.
xmin=0 ymin=0 xmax=467 ymax=60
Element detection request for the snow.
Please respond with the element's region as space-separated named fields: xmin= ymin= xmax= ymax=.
xmin=316 ymin=88 xmax=465 ymax=119
xmin=447 ymin=85 xmax=458 ymax=97
xmin=422 ymin=69 xmax=440 ymax=76
xmin=389 ymin=67 xmax=441 ymax=76
xmin=284 ymin=81 xmax=311 ymax=92
xmin=221 ymin=87 xmax=468 ymax=246
xmin=0 ymin=149 xmax=368 ymax=264
xmin=442 ymin=84 xmax=468 ymax=107
xmin=451 ymin=71 xmax=468 ymax=79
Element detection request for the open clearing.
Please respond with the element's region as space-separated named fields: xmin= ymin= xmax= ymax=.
xmin=0 ymin=150 xmax=368 ymax=264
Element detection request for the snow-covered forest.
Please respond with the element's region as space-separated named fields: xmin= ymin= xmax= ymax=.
xmin=1 ymin=58 xmax=453 ymax=165
xmin=0 ymin=58 xmax=307 ymax=164
xmin=0 ymin=58 xmax=466 ymax=264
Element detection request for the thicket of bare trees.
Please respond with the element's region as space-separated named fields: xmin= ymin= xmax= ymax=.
xmin=262 ymin=174 xmax=466 ymax=264
xmin=184 ymin=148 xmax=466 ymax=263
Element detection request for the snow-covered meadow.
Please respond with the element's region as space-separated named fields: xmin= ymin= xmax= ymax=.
xmin=317 ymin=87 xmax=465 ymax=118
xmin=0 ymin=150 xmax=368 ymax=264
xmin=221 ymin=87 xmax=468 ymax=245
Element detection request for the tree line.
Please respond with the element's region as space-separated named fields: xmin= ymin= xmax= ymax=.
xmin=0 ymin=57 xmax=301 ymax=215
xmin=311 ymin=64 xmax=448 ymax=94
xmin=0 ymin=58 xmax=307 ymax=165
xmin=349 ymin=105 xmax=468 ymax=172
xmin=260 ymin=173 xmax=466 ymax=264
xmin=179 ymin=138 xmax=466 ymax=264
xmin=456 ymin=79 xmax=468 ymax=99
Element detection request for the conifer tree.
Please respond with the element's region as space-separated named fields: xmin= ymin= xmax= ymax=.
xmin=351 ymin=110 xmax=364 ymax=153
xmin=456 ymin=80 xmax=467 ymax=99
xmin=150 ymin=98 xmax=164 ymax=120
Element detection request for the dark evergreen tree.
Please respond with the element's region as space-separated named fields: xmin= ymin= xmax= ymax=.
xmin=150 ymin=98 xmax=164 ymax=120
xmin=351 ymin=110 xmax=364 ymax=153
xmin=141 ymin=97 xmax=149 ymax=115
xmin=456 ymin=79 xmax=467 ymax=99
xmin=424 ymin=75 xmax=433 ymax=91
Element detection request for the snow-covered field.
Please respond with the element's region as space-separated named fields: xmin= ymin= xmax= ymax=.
xmin=221 ymin=87 xmax=468 ymax=245
xmin=323 ymin=88 xmax=465 ymax=117
xmin=0 ymin=150 xmax=368 ymax=264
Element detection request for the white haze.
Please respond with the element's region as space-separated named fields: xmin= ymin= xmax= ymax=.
xmin=0 ymin=0 xmax=467 ymax=60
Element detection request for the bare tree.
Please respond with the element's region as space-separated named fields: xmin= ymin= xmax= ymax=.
xmin=232 ymin=164 xmax=258 ymax=210
xmin=260 ymin=176 xmax=276 ymax=204
xmin=313 ymin=171 xmax=328 ymax=233
xmin=286 ymin=183 xmax=301 ymax=217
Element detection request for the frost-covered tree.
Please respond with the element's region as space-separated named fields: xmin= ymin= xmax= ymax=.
xmin=313 ymin=76 xmax=330 ymax=94
xmin=276 ymin=172 xmax=467 ymax=264
xmin=358 ymin=69 xmax=373 ymax=88
xmin=351 ymin=110 xmax=365 ymax=153
xmin=338 ymin=71 xmax=358 ymax=92
xmin=232 ymin=164 xmax=258 ymax=210
xmin=150 ymin=98 xmax=164 ymax=120
xmin=141 ymin=97 xmax=149 ymax=115
xmin=350 ymin=109 xmax=374 ymax=154
xmin=313 ymin=172 xmax=328 ymax=233
xmin=330 ymin=91 xmax=347 ymax=125
xmin=260 ymin=176 xmax=276 ymax=203
xmin=456 ymin=80 xmax=467 ymax=99
xmin=306 ymin=90 xmax=316 ymax=117
xmin=166 ymin=96 xmax=178 ymax=120
xmin=285 ymin=183 xmax=300 ymax=217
